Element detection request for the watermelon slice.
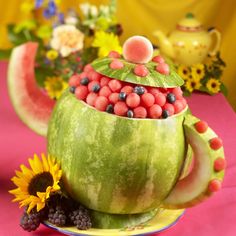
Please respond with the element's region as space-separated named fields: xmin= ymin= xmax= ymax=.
xmin=8 ymin=43 xmax=55 ymax=136
xmin=163 ymin=115 xmax=225 ymax=208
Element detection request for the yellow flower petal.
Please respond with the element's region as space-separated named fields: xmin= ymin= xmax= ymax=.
xmin=10 ymin=153 xmax=62 ymax=213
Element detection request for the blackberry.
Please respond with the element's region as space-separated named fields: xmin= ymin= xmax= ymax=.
xmin=119 ymin=92 xmax=127 ymax=101
xmin=166 ymin=93 xmax=176 ymax=104
xmin=70 ymin=86 xmax=76 ymax=93
xmin=80 ymin=77 xmax=89 ymax=86
xmin=92 ymin=84 xmax=101 ymax=93
xmin=162 ymin=110 xmax=169 ymax=119
xmin=127 ymin=110 xmax=134 ymax=118
xmin=69 ymin=205 xmax=92 ymax=230
xmin=134 ymin=86 xmax=145 ymax=95
xmin=48 ymin=205 xmax=66 ymax=226
xmin=106 ymin=104 xmax=114 ymax=113
xmin=20 ymin=210 xmax=41 ymax=232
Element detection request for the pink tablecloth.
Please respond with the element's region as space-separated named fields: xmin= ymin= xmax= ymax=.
xmin=1 ymin=61 xmax=236 ymax=236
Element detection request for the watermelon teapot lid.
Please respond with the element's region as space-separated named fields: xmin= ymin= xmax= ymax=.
xmin=91 ymin=36 xmax=184 ymax=88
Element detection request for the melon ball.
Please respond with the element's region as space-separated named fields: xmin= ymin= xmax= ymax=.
xmin=123 ymin=36 xmax=153 ymax=64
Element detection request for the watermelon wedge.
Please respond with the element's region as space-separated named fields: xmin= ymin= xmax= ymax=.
xmin=8 ymin=42 xmax=55 ymax=136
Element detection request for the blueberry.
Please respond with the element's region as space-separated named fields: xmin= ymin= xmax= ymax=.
xmin=127 ymin=110 xmax=134 ymax=118
xmin=162 ymin=110 xmax=169 ymax=119
xmin=80 ymin=77 xmax=89 ymax=85
xmin=70 ymin=86 xmax=76 ymax=93
xmin=119 ymin=92 xmax=127 ymax=101
xmin=92 ymin=84 xmax=100 ymax=93
xmin=106 ymin=104 xmax=114 ymax=113
xmin=134 ymin=86 xmax=145 ymax=95
xmin=167 ymin=93 xmax=176 ymax=104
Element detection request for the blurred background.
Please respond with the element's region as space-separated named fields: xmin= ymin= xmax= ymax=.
xmin=0 ymin=0 xmax=236 ymax=110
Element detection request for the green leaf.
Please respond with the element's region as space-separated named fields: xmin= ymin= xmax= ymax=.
xmin=35 ymin=66 xmax=55 ymax=87
xmin=92 ymin=57 xmax=184 ymax=88
xmin=0 ymin=49 xmax=12 ymax=59
xmin=220 ymin=83 xmax=228 ymax=96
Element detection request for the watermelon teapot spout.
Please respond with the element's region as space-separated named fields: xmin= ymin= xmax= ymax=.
xmin=153 ymin=13 xmax=221 ymax=65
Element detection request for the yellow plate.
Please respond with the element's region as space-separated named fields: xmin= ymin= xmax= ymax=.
xmin=43 ymin=209 xmax=185 ymax=236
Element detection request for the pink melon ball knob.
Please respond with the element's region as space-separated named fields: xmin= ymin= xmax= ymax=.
xmin=123 ymin=36 xmax=154 ymax=64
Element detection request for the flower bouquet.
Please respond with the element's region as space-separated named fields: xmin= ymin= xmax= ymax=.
xmin=1 ymin=0 xmax=122 ymax=99
xmin=176 ymin=53 xmax=227 ymax=96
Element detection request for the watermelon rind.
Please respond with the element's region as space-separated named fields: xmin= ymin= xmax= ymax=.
xmin=47 ymin=90 xmax=188 ymax=214
xmin=91 ymin=57 xmax=184 ymax=88
xmin=163 ymin=114 xmax=225 ymax=208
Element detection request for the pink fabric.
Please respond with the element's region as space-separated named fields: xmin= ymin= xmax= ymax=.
xmin=0 ymin=61 xmax=236 ymax=236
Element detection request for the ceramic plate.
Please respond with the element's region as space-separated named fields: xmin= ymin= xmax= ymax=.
xmin=43 ymin=208 xmax=185 ymax=236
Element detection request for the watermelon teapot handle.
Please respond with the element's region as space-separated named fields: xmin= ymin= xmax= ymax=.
xmin=162 ymin=114 xmax=226 ymax=209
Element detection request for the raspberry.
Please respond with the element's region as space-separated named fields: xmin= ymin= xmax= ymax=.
xmin=156 ymin=63 xmax=170 ymax=75
xmin=114 ymin=102 xmax=128 ymax=116
xmin=108 ymin=80 xmax=122 ymax=92
xmin=126 ymin=93 xmax=140 ymax=108
xmin=69 ymin=205 xmax=92 ymax=230
xmin=95 ymin=96 xmax=109 ymax=111
xmin=48 ymin=205 xmax=66 ymax=226
xmin=20 ymin=209 xmax=41 ymax=232
xmin=134 ymin=64 xmax=149 ymax=77
xmin=75 ymin=86 xmax=88 ymax=100
xmin=110 ymin=59 xmax=124 ymax=69
xmin=141 ymin=93 xmax=155 ymax=107
xmin=134 ymin=106 xmax=147 ymax=118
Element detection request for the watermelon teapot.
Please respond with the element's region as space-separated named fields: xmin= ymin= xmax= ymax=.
xmin=8 ymin=36 xmax=225 ymax=228
xmin=153 ymin=13 xmax=221 ymax=65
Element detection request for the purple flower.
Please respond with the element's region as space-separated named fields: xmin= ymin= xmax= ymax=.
xmin=35 ymin=0 xmax=43 ymax=9
xmin=43 ymin=0 xmax=57 ymax=18
xmin=58 ymin=13 xmax=64 ymax=24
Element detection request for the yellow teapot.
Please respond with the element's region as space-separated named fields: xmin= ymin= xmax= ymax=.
xmin=154 ymin=13 xmax=221 ymax=65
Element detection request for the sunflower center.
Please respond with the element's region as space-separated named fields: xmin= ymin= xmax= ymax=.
xmin=197 ymin=69 xmax=201 ymax=74
xmin=211 ymin=82 xmax=216 ymax=88
xmin=28 ymin=172 xmax=53 ymax=196
xmin=183 ymin=69 xmax=188 ymax=75
xmin=52 ymin=81 xmax=63 ymax=91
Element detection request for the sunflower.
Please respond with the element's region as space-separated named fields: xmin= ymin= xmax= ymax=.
xmin=92 ymin=31 xmax=122 ymax=57
xmin=46 ymin=49 xmax=58 ymax=60
xmin=44 ymin=76 xmax=68 ymax=99
xmin=185 ymin=78 xmax=201 ymax=93
xmin=206 ymin=78 xmax=221 ymax=94
xmin=9 ymin=154 xmax=62 ymax=213
xmin=177 ymin=65 xmax=190 ymax=80
xmin=191 ymin=64 xmax=205 ymax=80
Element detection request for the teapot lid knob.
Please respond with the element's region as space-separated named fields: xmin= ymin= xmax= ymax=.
xmin=186 ymin=12 xmax=194 ymax=18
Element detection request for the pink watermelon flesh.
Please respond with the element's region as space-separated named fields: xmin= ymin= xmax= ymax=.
xmin=123 ymin=36 xmax=153 ymax=64
xmin=8 ymin=42 xmax=55 ymax=136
